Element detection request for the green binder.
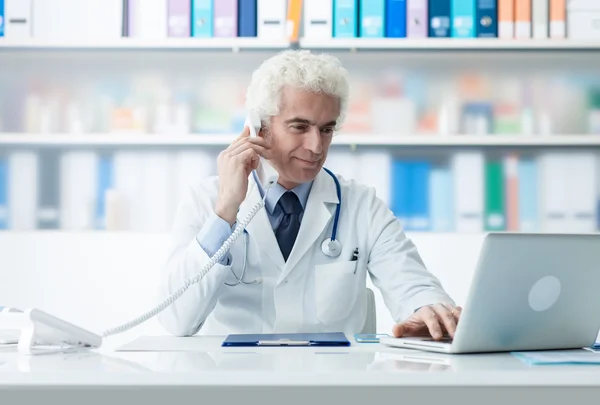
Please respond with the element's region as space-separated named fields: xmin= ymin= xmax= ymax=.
xmin=485 ymin=160 xmax=505 ymax=231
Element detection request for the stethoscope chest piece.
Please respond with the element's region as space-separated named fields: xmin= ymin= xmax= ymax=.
xmin=321 ymin=238 xmax=342 ymax=258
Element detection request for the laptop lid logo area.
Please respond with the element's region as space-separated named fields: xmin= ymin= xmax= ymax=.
xmin=529 ymin=276 xmax=562 ymax=312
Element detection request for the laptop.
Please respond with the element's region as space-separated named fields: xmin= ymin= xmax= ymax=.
xmin=380 ymin=233 xmax=600 ymax=354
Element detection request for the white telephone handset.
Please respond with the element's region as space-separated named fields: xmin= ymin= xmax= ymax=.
xmin=245 ymin=110 xmax=279 ymax=189
xmin=3 ymin=113 xmax=280 ymax=355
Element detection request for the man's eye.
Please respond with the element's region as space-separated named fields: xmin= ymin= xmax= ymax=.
xmin=321 ymin=127 xmax=334 ymax=134
xmin=291 ymin=125 xmax=306 ymax=131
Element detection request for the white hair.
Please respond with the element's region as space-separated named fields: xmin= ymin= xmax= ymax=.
xmin=245 ymin=50 xmax=349 ymax=130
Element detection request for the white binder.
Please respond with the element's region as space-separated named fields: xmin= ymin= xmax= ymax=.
xmin=539 ymin=153 xmax=569 ymax=232
xmin=8 ymin=151 xmax=38 ymax=231
xmin=257 ymin=0 xmax=287 ymax=39
xmin=129 ymin=0 xmax=168 ymax=38
xmin=59 ymin=151 xmax=98 ymax=230
xmin=32 ymin=0 xmax=123 ymax=40
xmin=532 ymin=0 xmax=549 ymax=39
xmin=304 ymin=0 xmax=333 ymax=39
xmin=451 ymin=152 xmax=484 ymax=233
xmin=566 ymin=153 xmax=597 ymax=233
xmin=5 ymin=0 xmax=32 ymax=38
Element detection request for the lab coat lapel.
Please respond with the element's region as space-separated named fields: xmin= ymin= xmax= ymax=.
xmin=281 ymin=169 xmax=340 ymax=279
xmin=238 ymin=175 xmax=286 ymax=270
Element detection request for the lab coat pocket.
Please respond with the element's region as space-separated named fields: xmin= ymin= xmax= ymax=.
xmin=315 ymin=261 xmax=359 ymax=325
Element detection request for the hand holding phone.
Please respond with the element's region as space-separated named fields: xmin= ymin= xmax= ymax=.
xmin=214 ymin=113 xmax=273 ymax=225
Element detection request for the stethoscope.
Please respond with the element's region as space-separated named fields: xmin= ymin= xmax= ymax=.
xmin=225 ymin=167 xmax=343 ymax=287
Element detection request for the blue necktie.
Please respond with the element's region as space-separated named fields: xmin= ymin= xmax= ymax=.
xmin=275 ymin=191 xmax=302 ymax=261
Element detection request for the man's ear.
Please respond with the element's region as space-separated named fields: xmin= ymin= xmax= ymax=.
xmin=258 ymin=122 xmax=268 ymax=139
xmin=259 ymin=117 xmax=273 ymax=138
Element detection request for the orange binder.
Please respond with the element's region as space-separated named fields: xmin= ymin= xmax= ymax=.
xmin=515 ymin=0 xmax=531 ymax=38
xmin=498 ymin=0 xmax=515 ymax=38
xmin=286 ymin=0 xmax=303 ymax=42
xmin=549 ymin=0 xmax=566 ymax=38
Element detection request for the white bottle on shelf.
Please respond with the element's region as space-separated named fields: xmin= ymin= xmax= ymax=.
xmin=104 ymin=189 xmax=127 ymax=231
xmin=520 ymin=108 xmax=535 ymax=136
xmin=437 ymin=96 xmax=460 ymax=136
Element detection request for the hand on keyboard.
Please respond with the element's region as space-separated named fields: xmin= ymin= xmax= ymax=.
xmin=392 ymin=303 xmax=462 ymax=341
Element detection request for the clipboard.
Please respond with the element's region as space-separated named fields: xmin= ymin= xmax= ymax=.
xmin=222 ymin=332 xmax=350 ymax=347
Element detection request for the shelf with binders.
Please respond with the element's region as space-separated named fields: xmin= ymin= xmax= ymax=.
xmin=298 ymin=38 xmax=600 ymax=52
xmin=2 ymin=38 xmax=600 ymax=52
xmin=327 ymin=147 xmax=600 ymax=236
xmin=2 ymin=0 xmax=599 ymax=54
xmin=0 ymin=146 xmax=599 ymax=235
xmin=0 ymin=37 xmax=291 ymax=52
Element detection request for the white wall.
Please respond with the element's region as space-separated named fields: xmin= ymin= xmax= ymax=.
xmin=0 ymin=231 xmax=485 ymax=346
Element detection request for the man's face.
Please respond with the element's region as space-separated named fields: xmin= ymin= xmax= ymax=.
xmin=263 ymin=87 xmax=340 ymax=189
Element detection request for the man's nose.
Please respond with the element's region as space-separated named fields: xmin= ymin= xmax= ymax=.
xmin=304 ymin=126 xmax=323 ymax=155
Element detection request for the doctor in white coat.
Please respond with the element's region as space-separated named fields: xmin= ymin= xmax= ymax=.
xmin=158 ymin=50 xmax=461 ymax=340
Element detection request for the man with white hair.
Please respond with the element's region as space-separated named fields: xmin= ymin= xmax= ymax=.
xmin=158 ymin=50 xmax=460 ymax=340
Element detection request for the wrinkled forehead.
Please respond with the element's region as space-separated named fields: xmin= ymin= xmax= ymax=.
xmin=276 ymin=86 xmax=342 ymax=123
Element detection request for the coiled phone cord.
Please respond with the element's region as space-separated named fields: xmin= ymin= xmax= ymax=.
xmin=101 ymin=179 xmax=275 ymax=338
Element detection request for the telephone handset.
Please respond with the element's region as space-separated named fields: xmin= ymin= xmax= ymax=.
xmin=245 ymin=111 xmax=279 ymax=190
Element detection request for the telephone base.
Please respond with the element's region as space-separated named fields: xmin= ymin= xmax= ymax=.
xmin=0 ymin=308 xmax=102 ymax=355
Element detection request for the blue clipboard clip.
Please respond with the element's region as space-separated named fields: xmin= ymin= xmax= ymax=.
xmin=257 ymin=339 xmax=311 ymax=346
xmin=354 ymin=333 xmax=389 ymax=343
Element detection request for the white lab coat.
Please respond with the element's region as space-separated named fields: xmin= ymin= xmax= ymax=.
xmin=158 ymin=169 xmax=454 ymax=336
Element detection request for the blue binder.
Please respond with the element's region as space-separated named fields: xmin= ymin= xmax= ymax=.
xmin=0 ymin=0 xmax=4 ymax=37
xmin=407 ymin=160 xmax=431 ymax=232
xmin=391 ymin=159 xmax=410 ymax=226
xmin=95 ymin=155 xmax=114 ymax=230
xmin=385 ymin=0 xmax=407 ymax=38
xmin=518 ymin=158 xmax=538 ymax=232
xmin=222 ymin=332 xmax=350 ymax=347
xmin=451 ymin=0 xmax=475 ymax=38
xmin=192 ymin=0 xmax=213 ymax=37
xmin=428 ymin=0 xmax=451 ymax=37
xmin=334 ymin=0 xmax=358 ymax=37
xmin=359 ymin=0 xmax=385 ymax=37
xmin=476 ymin=0 xmax=497 ymax=37
xmin=238 ymin=0 xmax=257 ymax=37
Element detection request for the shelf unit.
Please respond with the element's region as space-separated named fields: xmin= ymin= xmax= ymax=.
xmin=0 ymin=35 xmax=598 ymax=237
xmin=0 ymin=38 xmax=599 ymax=52
xmin=0 ymin=37 xmax=291 ymax=52
xmin=298 ymin=38 xmax=600 ymax=51
xmin=0 ymin=133 xmax=599 ymax=147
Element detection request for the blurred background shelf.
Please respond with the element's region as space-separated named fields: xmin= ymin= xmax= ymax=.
xmin=0 ymin=38 xmax=291 ymax=51
xmin=0 ymin=133 xmax=237 ymax=146
xmin=298 ymin=38 xmax=600 ymax=51
xmin=2 ymin=134 xmax=600 ymax=147
xmin=2 ymin=38 xmax=600 ymax=52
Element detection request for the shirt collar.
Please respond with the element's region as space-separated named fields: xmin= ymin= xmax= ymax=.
xmin=252 ymin=171 xmax=313 ymax=215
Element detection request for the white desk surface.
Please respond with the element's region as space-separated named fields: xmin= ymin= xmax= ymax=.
xmin=1 ymin=335 xmax=599 ymax=404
